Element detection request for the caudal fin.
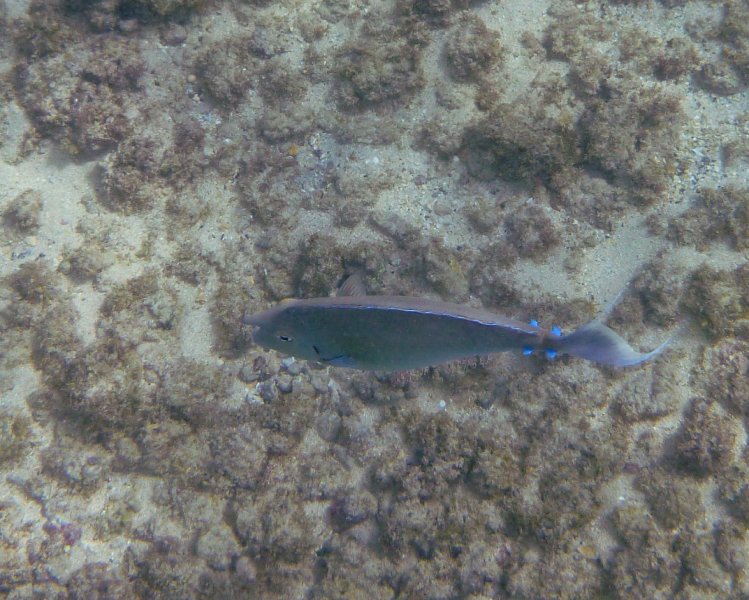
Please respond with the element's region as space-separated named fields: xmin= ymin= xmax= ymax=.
xmin=556 ymin=320 xmax=672 ymax=367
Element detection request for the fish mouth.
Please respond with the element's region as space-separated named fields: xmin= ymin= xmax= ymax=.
xmin=242 ymin=311 xmax=263 ymax=326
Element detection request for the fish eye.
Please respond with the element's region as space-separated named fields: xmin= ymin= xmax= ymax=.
xmin=278 ymin=334 xmax=293 ymax=342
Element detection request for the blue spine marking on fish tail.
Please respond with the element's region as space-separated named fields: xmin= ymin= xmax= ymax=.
xmin=521 ymin=319 xmax=562 ymax=359
xmin=555 ymin=320 xmax=671 ymax=367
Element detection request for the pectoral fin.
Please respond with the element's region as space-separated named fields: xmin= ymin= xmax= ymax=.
xmin=336 ymin=272 xmax=367 ymax=297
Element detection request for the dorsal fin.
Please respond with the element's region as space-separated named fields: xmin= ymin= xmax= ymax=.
xmin=337 ymin=272 xmax=367 ymax=296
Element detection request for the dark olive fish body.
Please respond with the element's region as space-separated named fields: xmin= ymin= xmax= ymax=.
xmin=244 ymin=294 xmax=671 ymax=371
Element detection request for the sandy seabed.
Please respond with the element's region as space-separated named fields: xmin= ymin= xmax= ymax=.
xmin=1 ymin=0 xmax=749 ymax=598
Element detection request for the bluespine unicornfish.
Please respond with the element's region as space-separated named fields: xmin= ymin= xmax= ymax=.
xmin=243 ymin=275 xmax=672 ymax=372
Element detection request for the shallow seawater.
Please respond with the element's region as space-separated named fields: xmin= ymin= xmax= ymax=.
xmin=1 ymin=0 xmax=748 ymax=597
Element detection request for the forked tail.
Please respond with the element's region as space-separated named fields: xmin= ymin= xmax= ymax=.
xmin=555 ymin=320 xmax=673 ymax=367
xmin=548 ymin=286 xmax=675 ymax=367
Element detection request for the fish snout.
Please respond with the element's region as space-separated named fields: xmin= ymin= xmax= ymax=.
xmin=242 ymin=301 xmax=293 ymax=327
xmin=242 ymin=310 xmax=266 ymax=326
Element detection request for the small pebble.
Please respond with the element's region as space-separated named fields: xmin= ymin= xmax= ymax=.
xmin=432 ymin=199 xmax=452 ymax=216
xmin=117 ymin=18 xmax=139 ymax=33
xmin=316 ymin=410 xmax=341 ymax=442
xmin=310 ymin=374 xmax=328 ymax=394
xmin=256 ymin=381 xmax=276 ymax=402
xmin=281 ymin=357 xmax=303 ymax=375
xmin=162 ymin=25 xmax=188 ymax=46
xmin=276 ymin=375 xmax=293 ymax=394
xmin=235 ymin=556 xmax=257 ymax=583
xmin=238 ymin=365 xmax=259 ymax=383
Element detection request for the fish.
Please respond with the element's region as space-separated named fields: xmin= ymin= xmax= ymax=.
xmin=243 ymin=277 xmax=672 ymax=371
